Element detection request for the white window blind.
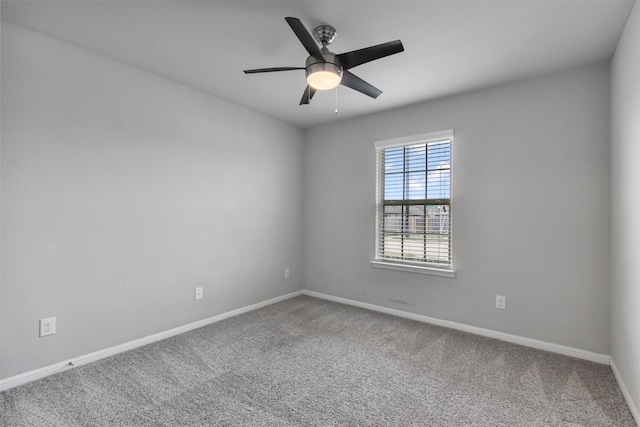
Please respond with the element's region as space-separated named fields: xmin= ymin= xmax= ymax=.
xmin=374 ymin=130 xmax=453 ymax=270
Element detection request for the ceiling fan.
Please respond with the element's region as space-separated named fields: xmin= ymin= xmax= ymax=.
xmin=243 ymin=17 xmax=404 ymax=105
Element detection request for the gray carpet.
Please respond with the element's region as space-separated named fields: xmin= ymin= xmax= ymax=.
xmin=0 ymin=295 xmax=635 ymax=426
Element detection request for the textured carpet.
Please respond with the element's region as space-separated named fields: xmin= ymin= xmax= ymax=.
xmin=0 ymin=295 xmax=635 ymax=426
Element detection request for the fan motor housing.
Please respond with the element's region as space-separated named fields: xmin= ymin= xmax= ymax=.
xmin=305 ymin=53 xmax=343 ymax=86
xmin=305 ymin=52 xmax=342 ymax=70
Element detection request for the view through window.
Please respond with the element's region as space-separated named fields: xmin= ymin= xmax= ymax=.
xmin=375 ymin=131 xmax=452 ymax=269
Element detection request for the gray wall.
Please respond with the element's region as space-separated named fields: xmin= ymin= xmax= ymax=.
xmin=0 ymin=22 xmax=304 ymax=378
xmin=304 ymin=63 xmax=611 ymax=354
xmin=611 ymin=0 xmax=640 ymax=414
xmin=0 ymin=12 xmax=3 ymax=380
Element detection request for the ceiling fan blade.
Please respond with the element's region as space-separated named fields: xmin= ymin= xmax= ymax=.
xmin=285 ymin=17 xmax=324 ymax=60
xmin=243 ymin=67 xmax=305 ymax=74
xmin=337 ymin=40 xmax=404 ymax=70
xmin=340 ymin=71 xmax=382 ymax=98
xmin=299 ymin=85 xmax=317 ymax=105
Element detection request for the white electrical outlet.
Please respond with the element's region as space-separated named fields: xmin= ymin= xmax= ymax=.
xmin=496 ymin=295 xmax=506 ymax=310
xmin=40 ymin=317 xmax=56 ymax=337
xmin=284 ymin=268 xmax=290 ymax=279
xmin=195 ymin=287 xmax=203 ymax=301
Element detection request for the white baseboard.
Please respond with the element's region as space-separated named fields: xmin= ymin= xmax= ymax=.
xmin=610 ymin=358 xmax=640 ymax=426
xmin=302 ymin=290 xmax=611 ymax=365
xmin=0 ymin=290 xmax=303 ymax=392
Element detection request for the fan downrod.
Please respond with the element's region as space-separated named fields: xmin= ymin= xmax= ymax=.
xmin=313 ymin=25 xmax=337 ymax=46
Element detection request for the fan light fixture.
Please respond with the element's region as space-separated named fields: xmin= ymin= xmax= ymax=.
xmin=306 ymin=62 xmax=342 ymax=90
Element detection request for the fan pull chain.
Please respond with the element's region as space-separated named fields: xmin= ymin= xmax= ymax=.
xmin=335 ymin=86 xmax=339 ymax=115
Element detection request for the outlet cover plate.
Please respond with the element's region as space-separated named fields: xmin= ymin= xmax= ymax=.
xmin=40 ymin=317 xmax=56 ymax=337
xmin=195 ymin=287 xmax=203 ymax=300
xmin=496 ymin=295 xmax=506 ymax=310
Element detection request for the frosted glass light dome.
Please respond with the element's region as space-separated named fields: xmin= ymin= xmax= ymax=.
xmin=306 ymin=62 xmax=342 ymax=90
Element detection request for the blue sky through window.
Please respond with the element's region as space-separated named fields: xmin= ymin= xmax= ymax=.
xmin=384 ymin=142 xmax=450 ymax=200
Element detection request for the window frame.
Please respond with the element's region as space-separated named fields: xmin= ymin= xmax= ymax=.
xmin=371 ymin=129 xmax=455 ymax=278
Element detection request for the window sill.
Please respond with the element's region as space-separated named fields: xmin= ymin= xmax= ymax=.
xmin=370 ymin=260 xmax=456 ymax=278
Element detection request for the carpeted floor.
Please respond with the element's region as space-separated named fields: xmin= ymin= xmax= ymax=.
xmin=0 ymin=295 xmax=635 ymax=426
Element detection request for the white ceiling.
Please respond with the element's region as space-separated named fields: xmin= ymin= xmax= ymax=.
xmin=1 ymin=0 xmax=635 ymax=129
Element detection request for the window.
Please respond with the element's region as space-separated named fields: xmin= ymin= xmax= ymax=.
xmin=372 ymin=130 xmax=454 ymax=277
